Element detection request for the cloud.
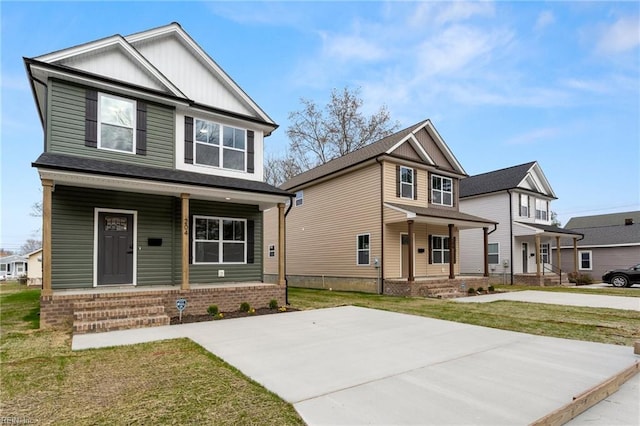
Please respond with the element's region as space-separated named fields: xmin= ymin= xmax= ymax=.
xmin=319 ymin=32 xmax=387 ymax=62
xmin=408 ymin=1 xmax=495 ymax=28
xmin=595 ymin=16 xmax=640 ymax=54
xmin=505 ymin=127 xmax=561 ymax=145
xmin=534 ymin=10 xmax=555 ymax=31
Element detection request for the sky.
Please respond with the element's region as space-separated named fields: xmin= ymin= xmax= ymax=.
xmin=1 ymin=1 xmax=639 ymax=252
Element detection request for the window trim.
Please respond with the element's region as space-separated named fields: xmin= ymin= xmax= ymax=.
xmin=399 ymin=166 xmax=414 ymax=199
xmin=356 ymin=233 xmax=371 ymax=266
xmin=97 ymin=93 xmax=136 ymax=154
xmin=193 ymin=118 xmax=247 ymax=172
xmin=431 ymin=235 xmax=450 ymax=264
xmin=295 ymin=190 xmax=304 ymax=207
xmin=192 ymin=215 xmax=247 ymax=265
xmin=578 ymin=250 xmax=592 ymax=271
xmin=488 ymin=242 xmax=500 ymax=265
xmin=431 ymin=174 xmax=453 ymax=207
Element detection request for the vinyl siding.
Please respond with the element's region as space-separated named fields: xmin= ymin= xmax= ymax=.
xmin=187 ymin=200 xmax=263 ymax=283
xmin=383 ymin=161 xmax=428 ymax=207
xmin=263 ymin=207 xmax=279 ymax=275
xmin=285 ymin=164 xmax=381 ymax=278
xmin=48 ymin=80 xmax=175 ymax=168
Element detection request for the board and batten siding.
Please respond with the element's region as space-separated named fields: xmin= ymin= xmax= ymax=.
xmin=51 ymin=186 xmax=176 ymax=289
xmin=187 ymin=200 xmax=263 ymax=284
xmin=48 ymin=80 xmax=175 ymax=168
xmin=285 ymin=164 xmax=382 ymax=278
xmin=459 ymin=192 xmax=511 ymax=274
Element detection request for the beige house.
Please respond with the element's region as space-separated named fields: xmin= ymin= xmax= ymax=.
xmin=265 ymin=119 xmax=496 ymax=296
xmin=26 ymin=248 xmax=43 ymax=287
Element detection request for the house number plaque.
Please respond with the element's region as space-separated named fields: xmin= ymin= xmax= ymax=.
xmin=176 ymin=298 xmax=187 ymax=322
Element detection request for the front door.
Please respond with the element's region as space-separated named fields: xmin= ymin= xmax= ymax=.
xmin=98 ymin=212 xmax=134 ymax=285
xmin=401 ymin=234 xmax=409 ymax=277
xmin=522 ymin=243 xmax=528 ymax=274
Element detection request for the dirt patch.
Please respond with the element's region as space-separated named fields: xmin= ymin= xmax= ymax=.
xmin=170 ymin=307 xmax=298 ymax=325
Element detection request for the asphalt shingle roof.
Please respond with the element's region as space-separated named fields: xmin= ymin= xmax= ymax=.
xmin=559 ymin=223 xmax=640 ymax=247
xmin=565 ymin=211 xmax=640 ymax=229
xmin=459 ymin=162 xmax=536 ymax=198
xmin=33 ymin=152 xmax=292 ymax=197
xmin=386 ymin=202 xmax=497 ymax=225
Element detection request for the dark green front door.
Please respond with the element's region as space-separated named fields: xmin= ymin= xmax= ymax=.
xmin=98 ymin=212 xmax=134 ymax=285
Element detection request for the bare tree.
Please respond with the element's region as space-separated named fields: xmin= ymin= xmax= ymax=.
xmin=31 ymin=201 xmax=42 ymax=217
xmin=266 ymin=87 xmax=399 ymax=186
xmin=551 ymin=211 xmax=561 ymax=227
xmin=21 ymin=239 xmax=42 ymax=254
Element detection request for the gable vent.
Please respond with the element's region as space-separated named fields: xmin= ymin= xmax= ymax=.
xmin=625 ymin=218 xmax=634 ymax=225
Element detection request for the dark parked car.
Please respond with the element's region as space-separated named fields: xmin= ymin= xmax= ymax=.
xmin=602 ymin=264 xmax=640 ymax=288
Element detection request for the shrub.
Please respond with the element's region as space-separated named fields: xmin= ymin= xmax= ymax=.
xmin=207 ymin=305 xmax=219 ymax=317
xmin=488 ymin=285 xmax=495 ymax=292
xmin=467 ymin=287 xmax=475 ymax=295
xmin=477 ymin=287 xmax=484 ymax=293
xmin=269 ymin=299 xmax=278 ymax=310
xmin=568 ymin=272 xmax=593 ymax=285
xmin=239 ymin=302 xmax=251 ymax=312
xmin=248 ymin=307 xmax=256 ymax=315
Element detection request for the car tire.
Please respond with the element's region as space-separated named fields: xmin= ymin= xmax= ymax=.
xmin=610 ymin=274 xmax=629 ymax=288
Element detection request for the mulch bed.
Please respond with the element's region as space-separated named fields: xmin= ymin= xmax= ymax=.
xmin=170 ymin=307 xmax=299 ymax=325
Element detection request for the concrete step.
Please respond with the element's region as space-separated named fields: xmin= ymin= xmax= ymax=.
xmin=73 ymin=315 xmax=170 ymax=334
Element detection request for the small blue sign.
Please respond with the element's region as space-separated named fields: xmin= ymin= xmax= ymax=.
xmin=176 ymin=298 xmax=187 ymax=312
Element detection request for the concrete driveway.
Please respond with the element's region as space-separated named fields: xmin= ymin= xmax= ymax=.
xmin=74 ymin=306 xmax=639 ymax=425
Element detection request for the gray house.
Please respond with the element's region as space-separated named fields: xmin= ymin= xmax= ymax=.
xmin=557 ymin=211 xmax=640 ymax=280
xmin=0 ymin=255 xmax=28 ymax=280
xmin=26 ymin=23 xmax=290 ymax=332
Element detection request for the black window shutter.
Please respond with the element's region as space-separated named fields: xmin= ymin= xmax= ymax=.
xmin=427 ymin=172 xmax=432 ymax=204
xmin=247 ymin=220 xmax=255 ymax=264
xmin=136 ymin=102 xmax=147 ymax=156
xmin=428 ymin=234 xmax=433 ymax=264
xmin=184 ymin=116 xmax=194 ymax=164
xmin=247 ymin=130 xmax=255 ymax=173
xmin=396 ymin=165 xmax=401 ymax=197
xmin=85 ymin=90 xmax=98 ymax=148
xmin=413 ymin=168 xmax=418 ymax=200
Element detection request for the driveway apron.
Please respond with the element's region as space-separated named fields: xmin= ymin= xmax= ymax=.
xmin=73 ymin=305 xmax=639 ymax=425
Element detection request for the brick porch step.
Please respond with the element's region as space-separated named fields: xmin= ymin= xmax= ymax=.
xmin=422 ymin=283 xmax=464 ymax=299
xmin=73 ymin=296 xmax=170 ymax=334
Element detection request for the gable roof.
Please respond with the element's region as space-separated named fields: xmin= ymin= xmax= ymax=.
xmin=25 ymin=22 xmax=276 ymax=132
xmin=560 ymin=223 xmax=639 ymax=247
xmin=565 ymin=211 xmax=640 ymax=229
xmin=281 ymin=119 xmax=465 ymax=191
xmin=459 ymin=161 xmax=556 ymax=199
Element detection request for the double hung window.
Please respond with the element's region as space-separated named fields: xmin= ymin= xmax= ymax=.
xmin=400 ymin=167 xmax=414 ymax=199
xmin=357 ymin=234 xmax=370 ymax=265
xmin=193 ymin=216 xmax=246 ymax=264
xmin=579 ymin=251 xmax=592 ymax=270
xmin=431 ymin=236 xmax=450 ymax=264
xmin=99 ymin=94 xmax=135 ymax=153
xmin=432 ymin=175 xmax=453 ymax=206
xmin=535 ymin=199 xmax=549 ymax=220
xmin=488 ymin=243 xmax=499 ymax=264
xmin=520 ymin=194 xmax=530 ymax=217
xmin=195 ymin=119 xmax=246 ymax=171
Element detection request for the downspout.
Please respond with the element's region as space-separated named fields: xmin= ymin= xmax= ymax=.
xmin=284 ymin=195 xmax=294 ymax=305
xmin=507 ymin=189 xmax=514 ymax=285
xmin=376 ymin=157 xmax=385 ymax=294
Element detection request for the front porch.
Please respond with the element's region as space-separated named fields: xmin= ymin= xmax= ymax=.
xmin=384 ymin=276 xmax=489 ymax=298
xmin=41 ymin=282 xmax=285 ymax=333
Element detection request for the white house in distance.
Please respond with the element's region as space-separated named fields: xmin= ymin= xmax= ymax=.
xmin=27 ymin=248 xmax=43 ymax=287
xmin=0 ymin=254 xmax=28 ymax=280
xmin=459 ymin=161 xmax=582 ymax=285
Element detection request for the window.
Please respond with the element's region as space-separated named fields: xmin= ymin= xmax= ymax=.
xmin=431 ymin=236 xmax=450 ymax=264
xmin=99 ymin=93 xmax=135 ymax=153
xmin=579 ymin=251 xmax=592 ymax=270
xmin=0 ymin=264 xmax=6 ymax=272
xmin=541 ymin=243 xmax=550 ymax=264
xmin=432 ymin=175 xmax=453 ymax=206
xmin=194 ymin=118 xmax=246 ymax=171
xmin=488 ymin=243 xmax=499 ymax=264
xmin=193 ymin=216 xmax=246 ymax=264
xmin=400 ymin=166 xmax=414 ymax=199
xmin=268 ymin=244 xmax=275 ymax=258
xmin=535 ymin=199 xmax=549 ymax=221
xmin=295 ymin=191 xmax=304 ymax=206
xmin=519 ymin=194 xmax=529 ymax=217
xmin=357 ymin=234 xmax=370 ymax=265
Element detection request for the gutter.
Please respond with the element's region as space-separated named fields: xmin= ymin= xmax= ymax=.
xmin=376 ymin=157 xmax=385 ymax=294
xmin=507 ymin=189 xmax=514 ymax=285
xmin=284 ymin=195 xmax=294 ymax=305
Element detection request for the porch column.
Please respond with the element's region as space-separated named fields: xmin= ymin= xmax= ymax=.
xmin=535 ymin=234 xmax=541 ymax=277
xmin=407 ymin=220 xmax=414 ymax=283
xmin=555 ymin=236 xmax=562 ymax=281
xmin=573 ymin=238 xmax=578 ymax=275
xmin=448 ymin=224 xmax=455 ymax=279
xmin=181 ymin=193 xmax=190 ymax=290
xmin=483 ymin=227 xmax=489 ymax=277
xmin=41 ymin=179 xmax=53 ymax=296
xmin=277 ymin=203 xmax=286 ymax=286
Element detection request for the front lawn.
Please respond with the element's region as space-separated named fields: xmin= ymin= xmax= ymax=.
xmin=0 ymin=282 xmax=304 ymax=425
xmin=288 ymin=286 xmax=640 ymax=346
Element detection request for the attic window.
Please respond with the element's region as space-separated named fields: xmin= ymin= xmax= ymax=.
xmin=98 ymin=93 xmax=135 ymax=153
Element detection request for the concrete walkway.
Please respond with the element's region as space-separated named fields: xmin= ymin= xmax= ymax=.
xmin=73 ymin=306 xmax=639 ymax=425
xmin=455 ymin=290 xmax=640 ymax=311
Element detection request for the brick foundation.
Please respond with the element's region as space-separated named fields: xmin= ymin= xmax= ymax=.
xmin=41 ymin=284 xmax=286 ymax=331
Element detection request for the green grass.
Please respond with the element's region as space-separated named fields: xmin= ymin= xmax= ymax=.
xmin=494 ymin=284 xmax=640 ymax=297
xmin=0 ymin=283 xmax=304 ymax=425
xmin=288 ymin=287 xmax=640 ymax=346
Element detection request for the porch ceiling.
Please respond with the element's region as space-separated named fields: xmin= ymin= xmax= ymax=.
xmin=34 ymin=153 xmax=291 ymax=210
xmin=384 ymin=202 xmax=497 ymax=230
